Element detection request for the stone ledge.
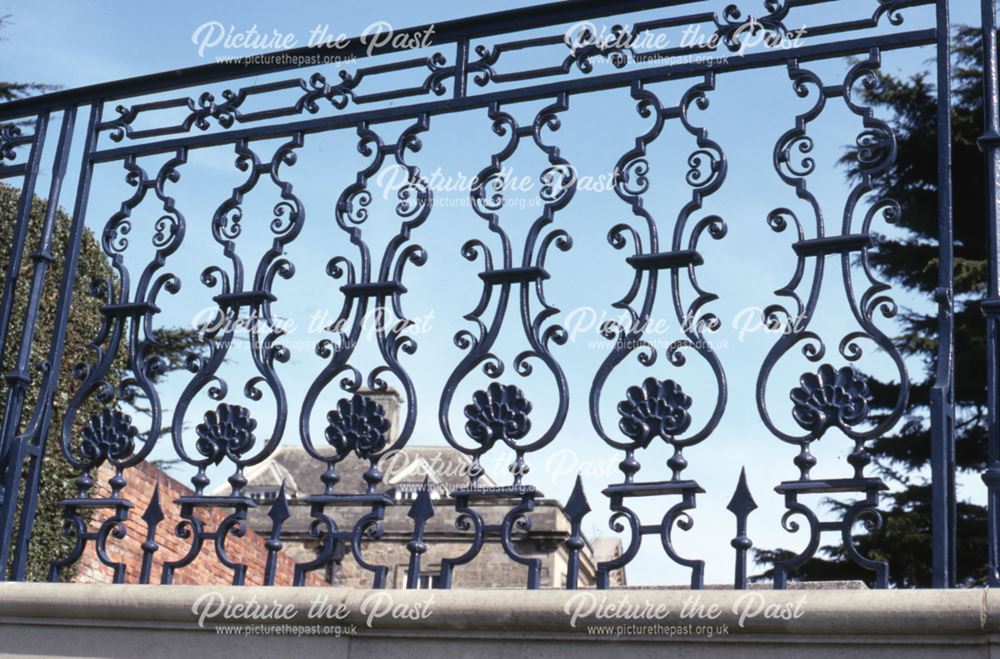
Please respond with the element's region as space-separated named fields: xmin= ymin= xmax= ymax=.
xmin=0 ymin=584 xmax=997 ymax=658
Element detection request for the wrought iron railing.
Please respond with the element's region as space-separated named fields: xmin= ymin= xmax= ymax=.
xmin=0 ymin=0 xmax=987 ymax=590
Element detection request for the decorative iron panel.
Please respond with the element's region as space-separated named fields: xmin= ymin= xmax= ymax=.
xmin=0 ymin=0 xmax=968 ymax=590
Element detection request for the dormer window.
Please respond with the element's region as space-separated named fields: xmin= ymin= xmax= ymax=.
xmin=394 ymin=481 xmax=446 ymax=502
xmin=249 ymin=489 xmax=278 ymax=503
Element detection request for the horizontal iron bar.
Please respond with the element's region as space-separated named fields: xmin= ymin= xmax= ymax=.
xmin=982 ymin=297 xmax=1000 ymax=317
xmin=340 ymin=281 xmax=408 ymax=297
xmin=451 ymin=485 xmax=541 ymax=499
xmin=306 ymin=493 xmax=394 ymax=506
xmin=100 ymin=301 xmax=161 ymax=318
xmin=603 ymin=480 xmax=704 ymax=497
xmin=175 ymin=496 xmax=258 ymax=508
xmin=983 ymin=465 xmax=1000 ymax=488
xmin=981 ymin=131 xmax=1000 ymax=148
xmin=627 ymin=250 xmax=703 ymax=269
xmin=213 ymin=291 xmax=278 ymax=308
xmin=792 ymin=233 xmax=875 ymax=257
xmin=478 ymin=266 xmax=550 ymax=284
xmin=774 ymin=478 xmax=889 ymax=494
xmin=0 ymin=0 xmax=701 ymax=121
xmin=0 ymin=164 xmax=28 ymax=179
xmin=90 ymin=29 xmax=938 ymax=164
xmin=55 ymin=498 xmax=134 ymax=509
xmin=1 ymin=372 xmax=29 ymax=386
xmin=786 ymin=0 xmax=934 ymax=39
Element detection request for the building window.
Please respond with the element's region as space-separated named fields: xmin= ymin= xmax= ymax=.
xmin=402 ymin=569 xmax=442 ymax=589
xmin=250 ymin=489 xmax=278 ymax=503
xmin=393 ymin=482 xmax=445 ymax=502
xmin=416 ymin=573 xmax=441 ymax=589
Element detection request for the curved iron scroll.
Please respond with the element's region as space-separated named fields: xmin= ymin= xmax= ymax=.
xmin=7 ymin=0 xmax=948 ymax=591
xmin=159 ymin=132 xmax=305 ymax=584
xmin=433 ymin=94 xmax=575 ymax=588
xmin=589 ymin=74 xmax=727 ymax=589
xmin=294 ymin=115 xmax=432 ymax=587
xmin=758 ymin=50 xmax=907 ymax=588
xmin=50 ymin=149 xmax=187 ymax=583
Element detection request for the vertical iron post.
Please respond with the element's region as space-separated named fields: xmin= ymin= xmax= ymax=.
xmin=981 ymin=0 xmax=1000 ymax=587
xmin=931 ymin=0 xmax=956 ymax=589
xmin=5 ymin=104 xmax=101 ymax=580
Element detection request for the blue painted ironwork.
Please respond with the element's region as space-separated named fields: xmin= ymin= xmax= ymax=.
xmin=0 ymin=0 xmax=965 ymax=590
xmin=982 ymin=0 xmax=1000 ymax=588
xmin=727 ymin=468 xmax=756 ymax=590
xmin=0 ymin=110 xmax=55 ymax=576
xmin=404 ymin=478 xmax=435 ymax=590
xmin=263 ymin=483 xmax=290 ymax=586
xmin=564 ymin=474 xmax=591 ymax=590
xmin=755 ymin=50 xmax=912 ymax=589
xmin=434 ymin=92 xmax=575 ymax=589
xmin=294 ymin=114 xmax=431 ymax=588
xmin=589 ymin=71 xmax=726 ymax=589
xmin=931 ymin=0 xmax=956 ymax=590
xmin=138 ymin=484 xmax=164 ymax=585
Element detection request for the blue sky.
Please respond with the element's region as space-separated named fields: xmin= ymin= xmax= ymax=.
xmin=1 ymin=0 xmax=988 ymax=586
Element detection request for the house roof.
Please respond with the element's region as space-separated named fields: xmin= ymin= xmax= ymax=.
xmin=225 ymin=445 xmax=584 ymax=540
xmin=222 ymin=444 xmax=498 ymax=498
xmin=210 ymin=444 xmax=620 ymax=569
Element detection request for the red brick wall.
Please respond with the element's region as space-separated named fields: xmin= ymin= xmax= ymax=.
xmin=73 ymin=461 xmax=324 ymax=586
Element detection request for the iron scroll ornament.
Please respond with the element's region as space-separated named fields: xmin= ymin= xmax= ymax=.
xmin=435 ymin=94 xmax=575 ymax=589
xmin=293 ymin=115 xmax=432 ymax=587
xmin=50 ymin=150 xmax=187 ymax=583
xmin=6 ymin=0 xmax=948 ymax=590
xmin=439 ymin=95 xmax=575 ymax=480
xmin=96 ymin=53 xmax=453 ymax=142
xmin=588 ymin=75 xmax=727 ymax=589
xmin=158 ymin=133 xmax=304 ymax=584
xmin=170 ymin=133 xmax=304 ymax=490
xmin=79 ymin=1 xmax=926 ymax=147
xmin=757 ymin=50 xmax=908 ymax=588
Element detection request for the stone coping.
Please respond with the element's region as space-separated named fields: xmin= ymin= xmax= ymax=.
xmin=0 ymin=583 xmax=995 ymax=638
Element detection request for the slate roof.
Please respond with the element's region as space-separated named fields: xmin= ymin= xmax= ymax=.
xmin=231 ymin=444 xmax=497 ymax=500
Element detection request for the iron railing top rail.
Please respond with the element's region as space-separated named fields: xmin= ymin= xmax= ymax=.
xmin=84 ymin=27 xmax=937 ymax=163
xmin=0 ymin=0 xmax=703 ymax=121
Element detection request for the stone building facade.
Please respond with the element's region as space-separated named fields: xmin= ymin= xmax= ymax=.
xmin=237 ymin=444 xmax=626 ymax=588
xmin=70 ymin=388 xmax=623 ymax=588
